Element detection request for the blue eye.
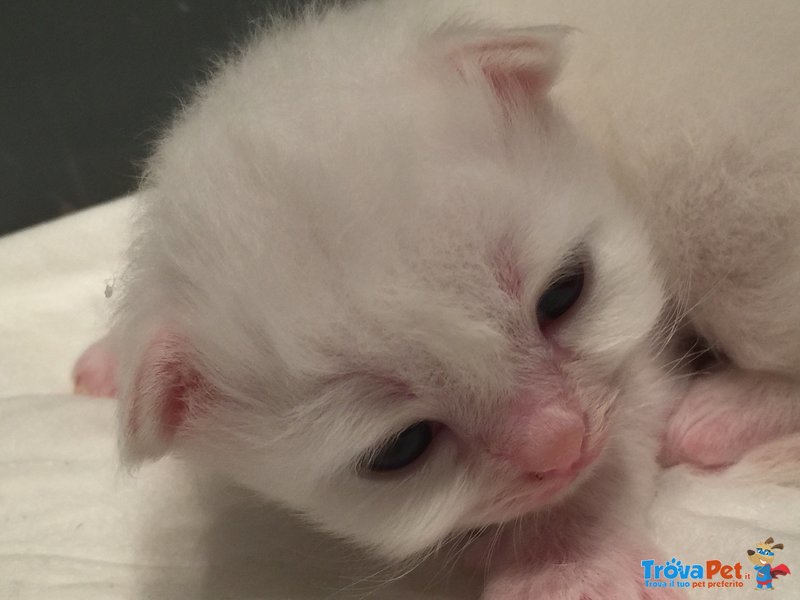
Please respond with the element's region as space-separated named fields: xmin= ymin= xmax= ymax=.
xmin=536 ymin=263 xmax=586 ymax=326
xmin=367 ymin=422 xmax=434 ymax=472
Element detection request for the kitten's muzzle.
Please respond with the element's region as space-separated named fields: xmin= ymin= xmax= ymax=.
xmin=498 ymin=402 xmax=586 ymax=476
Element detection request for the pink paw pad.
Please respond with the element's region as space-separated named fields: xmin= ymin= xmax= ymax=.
xmin=72 ymin=336 xmax=118 ymax=398
xmin=663 ymin=408 xmax=754 ymax=468
xmin=661 ymin=370 xmax=799 ymax=469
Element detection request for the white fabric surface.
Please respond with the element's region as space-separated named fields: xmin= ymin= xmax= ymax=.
xmin=1 ymin=199 xmax=799 ymax=599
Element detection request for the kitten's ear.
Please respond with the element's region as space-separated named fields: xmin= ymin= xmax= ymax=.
xmin=434 ymin=25 xmax=571 ymax=109
xmin=120 ymin=329 xmax=209 ymax=465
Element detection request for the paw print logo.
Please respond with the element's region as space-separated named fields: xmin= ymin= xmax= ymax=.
xmin=662 ymin=558 xmax=683 ymax=579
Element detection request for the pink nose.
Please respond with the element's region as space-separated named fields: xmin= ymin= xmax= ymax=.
xmin=506 ymin=404 xmax=585 ymax=475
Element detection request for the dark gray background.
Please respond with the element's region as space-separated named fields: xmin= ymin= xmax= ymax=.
xmin=1 ymin=0 xmax=306 ymax=235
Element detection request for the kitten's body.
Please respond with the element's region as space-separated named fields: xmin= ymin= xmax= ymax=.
xmin=74 ymin=1 xmax=800 ymax=598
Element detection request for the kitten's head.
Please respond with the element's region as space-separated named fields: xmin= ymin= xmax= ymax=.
xmin=114 ymin=8 xmax=665 ymax=558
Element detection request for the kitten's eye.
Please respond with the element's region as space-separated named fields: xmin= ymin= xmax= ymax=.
xmin=367 ymin=421 xmax=434 ymax=473
xmin=536 ymin=263 xmax=585 ymax=326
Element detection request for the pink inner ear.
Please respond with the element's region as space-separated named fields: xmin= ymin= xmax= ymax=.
xmin=448 ymin=33 xmax=562 ymax=110
xmin=127 ymin=331 xmax=205 ymax=438
xmin=161 ymin=364 xmax=202 ymax=431
xmin=475 ymin=39 xmax=553 ymax=104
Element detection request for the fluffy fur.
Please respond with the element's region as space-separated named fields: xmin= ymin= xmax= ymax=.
xmin=74 ymin=1 xmax=800 ymax=597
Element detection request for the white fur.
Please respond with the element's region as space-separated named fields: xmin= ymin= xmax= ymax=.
xmin=103 ymin=0 xmax=799 ymax=588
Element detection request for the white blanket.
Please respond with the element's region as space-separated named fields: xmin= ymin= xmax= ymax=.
xmin=1 ymin=199 xmax=799 ymax=599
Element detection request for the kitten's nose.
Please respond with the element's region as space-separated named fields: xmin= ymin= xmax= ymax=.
xmin=508 ymin=404 xmax=585 ymax=475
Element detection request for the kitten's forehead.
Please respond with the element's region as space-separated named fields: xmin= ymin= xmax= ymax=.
xmin=156 ymin=9 xmax=615 ymax=390
xmin=174 ymin=109 xmax=607 ymax=387
xmin=154 ymin=11 xmax=607 ymax=302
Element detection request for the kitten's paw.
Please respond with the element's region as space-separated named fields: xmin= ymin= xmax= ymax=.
xmin=480 ymin=528 xmax=686 ymax=600
xmin=661 ymin=402 xmax=751 ymax=469
xmin=661 ymin=370 xmax=800 ymax=468
xmin=482 ymin=562 xmax=686 ymax=600
xmin=72 ymin=336 xmax=118 ymax=398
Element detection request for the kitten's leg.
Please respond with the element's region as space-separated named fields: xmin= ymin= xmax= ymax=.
xmin=478 ymin=518 xmax=684 ymax=600
xmin=473 ymin=451 xmax=684 ymax=600
xmin=72 ymin=335 xmax=118 ymax=397
xmin=661 ymin=370 xmax=800 ymax=468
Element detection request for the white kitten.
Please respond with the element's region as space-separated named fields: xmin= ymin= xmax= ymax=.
xmin=73 ymin=1 xmax=800 ymax=597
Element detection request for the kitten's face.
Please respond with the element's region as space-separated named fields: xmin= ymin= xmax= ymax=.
xmin=120 ymin=18 xmax=665 ymax=558
xmin=183 ymin=176 xmax=662 ymax=558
